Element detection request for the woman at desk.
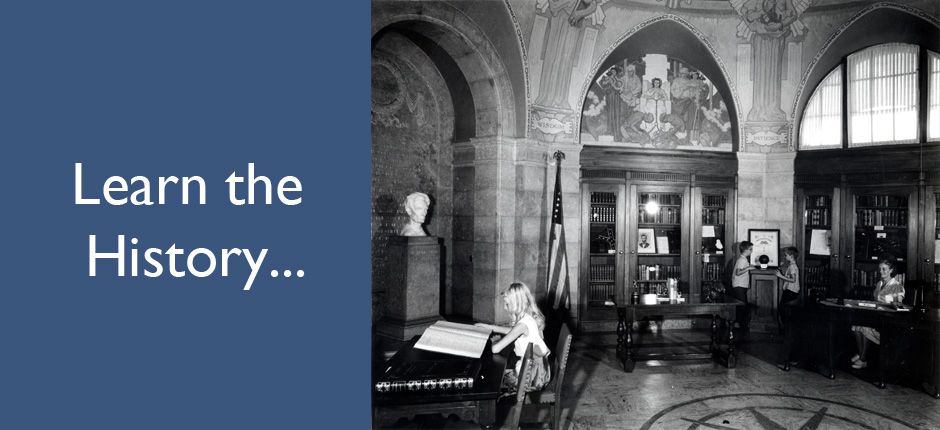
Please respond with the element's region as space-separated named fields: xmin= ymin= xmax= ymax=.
xmin=850 ymin=259 xmax=905 ymax=369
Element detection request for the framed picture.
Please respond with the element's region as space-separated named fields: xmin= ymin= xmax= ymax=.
xmin=637 ymin=228 xmax=656 ymax=253
xmin=748 ymin=229 xmax=780 ymax=267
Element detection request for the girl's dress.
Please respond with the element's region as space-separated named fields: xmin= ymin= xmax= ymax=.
xmin=851 ymin=277 xmax=904 ymax=344
xmin=502 ymin=314 xmax=551 ymax=393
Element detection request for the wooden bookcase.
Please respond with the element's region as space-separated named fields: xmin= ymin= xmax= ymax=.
xmin=794 ymin=144 xmax=940 ymax=300
xmin=578 ymin=148 xmax=737 ymax=331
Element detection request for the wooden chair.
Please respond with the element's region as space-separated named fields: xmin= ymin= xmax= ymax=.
xmin=499 ymin=344 xmax=534 ymax=430
xmin=524 ymin=323 xmax=573 ymax=430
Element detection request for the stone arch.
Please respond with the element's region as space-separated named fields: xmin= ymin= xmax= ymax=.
xmin=372 ymin=2 xmax=522 ymax=140
xmin=790 ymin=3 xmax=940 ymax=148
xmin=574 ymin=15 xmax=743 ymax=150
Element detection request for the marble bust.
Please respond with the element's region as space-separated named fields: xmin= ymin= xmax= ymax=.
xmin=399 ymin=192 xmax=430 ymax=237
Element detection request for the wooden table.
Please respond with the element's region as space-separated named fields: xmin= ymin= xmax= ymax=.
xmin=616 ymin=298 xmax=743 ymax=372
xmin=783 ymin=299 xmax=940 ymax=398
xmin=372 ymin=337 xmax=509 ymax=428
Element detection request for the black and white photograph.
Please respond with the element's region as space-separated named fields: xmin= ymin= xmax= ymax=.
xmin=372 ymin=1 xmax=940 ymax=429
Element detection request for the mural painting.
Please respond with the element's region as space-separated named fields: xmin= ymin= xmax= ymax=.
xmin=581 ymin=54 xmax=732 ymax=151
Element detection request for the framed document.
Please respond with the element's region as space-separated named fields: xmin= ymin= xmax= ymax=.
xmin=809 ymin=229 xmax=831 ymax=255
xmin=748 ymin=229 xmax=780 ymax=267
xmin=637 ymin=228 xmax=656 ymax=253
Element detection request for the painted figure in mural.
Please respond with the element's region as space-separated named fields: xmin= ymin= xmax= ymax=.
xmin=669 ymin=67 xmax=705 ymax=143
xmin=699 ymin=100 xmax=732 ymax=147
xmin=400 ymin=192 xmax=430 ymax=237
xmin=651 ymin=112 xmax=686 ymax=149
xmin=641 ymin=78 xmax=668 ymax=132
xmin=534 ymin=0 xmax=598 ymax=110
xmin=580 ymin=89 xmax=608 ymax=140
xmin=620 ymin=111 xmax=653 ymax=146
xmin=597 ymin=65 xmax=624 ymax=140
xmin=741 ymin=0 xmax=797 ymax=32
xmin=619 ymin=64 xmax=643 ymax=112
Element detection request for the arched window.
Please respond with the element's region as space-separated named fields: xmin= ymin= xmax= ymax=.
xmin=929 ymin=51 xmax=940 ymax=141
xmin=800 ymin=43 xmax=939 ymax=150
xmin=848 ymin=43 xmax=918 ymax=146
xmin=800 ymin=66 xmax=842 ymax=149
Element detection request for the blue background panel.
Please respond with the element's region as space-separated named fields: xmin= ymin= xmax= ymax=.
xmin=0 ymin=1 xmax=369 ymax=428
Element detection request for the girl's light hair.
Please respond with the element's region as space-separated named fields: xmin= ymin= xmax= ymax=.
xmin=500 ymin=282 xmax=545 ymax=331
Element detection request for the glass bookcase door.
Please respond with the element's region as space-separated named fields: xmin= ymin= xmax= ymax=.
xmin=582 ymin=183 xmax=626 ymax=313
xmin=630 ymin=185 xmax=689 ymax=303
xmin=696 ymin=188 xmax=732 ymax=303
xmin=800 ymin=189 xmax=839 ymax=301
xmin=588 ymin=190 xmax=618 ymax=308
xmin=849 ymin=188 xmax=915 ymax=300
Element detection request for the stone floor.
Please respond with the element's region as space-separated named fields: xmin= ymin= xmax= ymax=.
xmin=375 ymin=328 xmax=940 ymax=429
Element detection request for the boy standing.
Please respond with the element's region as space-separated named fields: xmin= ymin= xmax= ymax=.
xmin=732 ymin=241 xmax=754 ymax=331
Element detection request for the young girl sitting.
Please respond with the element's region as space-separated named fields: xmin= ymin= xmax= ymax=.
xmin=475 ymin=282 xmax=551 ymax=393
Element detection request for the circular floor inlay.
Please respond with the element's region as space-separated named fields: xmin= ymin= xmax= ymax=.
xmin=639 ymin=393 xmax=920 ymax=429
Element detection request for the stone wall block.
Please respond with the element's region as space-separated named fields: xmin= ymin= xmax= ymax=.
xmin=474 ymin=189 xmax=499 ymax=217
xmin=474 ymin=215 xmax=499 ymax=243
xmin=738 ymin=175 xmax=764 ymax=198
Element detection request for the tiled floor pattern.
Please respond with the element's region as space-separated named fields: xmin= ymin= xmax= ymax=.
xmin=376 ymin=329 xmax=940 ymax=429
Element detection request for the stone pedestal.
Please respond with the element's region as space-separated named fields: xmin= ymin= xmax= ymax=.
xmin=375 ymin=236 xmax=443 ymax=341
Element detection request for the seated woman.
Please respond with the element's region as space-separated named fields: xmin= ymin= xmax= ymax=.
xmin=850 ymin=259 xmax=904 ymax=369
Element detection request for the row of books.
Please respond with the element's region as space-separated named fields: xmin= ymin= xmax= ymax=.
xmin=638 ymin=207 xmax=681 ymax=224
xmin=702 ymin=195 xmax=727 ymax=207
xmin=854 ymin=209 xmax=908 ymax=227
xmin=701 ymin=263 xmax=724 ymax=281
xmin=806 ymin=195 xmax=832 ymax=207
xmin=589 ymin=264 xmax=615 ymax=282
xmin=591 ymin=206 xmax=616 ymax=223
xmin=804 ymin=208 xmax=830 ymax=226
xmin=591 ymin=192 xmax=616 ymax=204
xmin=635 ymin=282 xmax=671 ymax=296
xmin=702 ymin=208 xmax=726 ymax=225
xmin=639 ymin=193 xmax=682 ymax=205
xmin=852 ymin=270 xmax=906 ymax=288
xmin=804 ymin=265 xmax=830 ymax=284
xmin=638 ymin=264 xmax=681 ymax=280
xmin=589 ymin=283 xmax=616 ymax=301
xmin=855 ymin=195 xmax=908 ymax=208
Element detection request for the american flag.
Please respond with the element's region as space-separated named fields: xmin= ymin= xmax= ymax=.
xmin=547 ymin=152 xmax=570 ymax=310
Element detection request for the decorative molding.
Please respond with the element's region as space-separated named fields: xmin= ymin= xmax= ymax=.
xmin=630 ymin=171 xmax=691 ymax=182
xmin=503 ymin=0 xmax=531 ymax=137
xmin=582 ymin=169 xmax=626 ymax=179
xmin=371 ymin=3 xmax=518 ymax=139
xmin=575 ymin=15 xmax=744 ymax=151
xmin=788 ymin=2 xmax=940 ymax=150
xmin=793 ymin=173 xmax=841 ymax=185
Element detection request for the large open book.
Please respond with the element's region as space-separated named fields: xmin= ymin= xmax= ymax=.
xmin=413 ymin=321 xmax=492 ymax=358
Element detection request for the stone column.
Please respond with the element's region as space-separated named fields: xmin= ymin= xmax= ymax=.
xmin=468 ymin=136 xmax=518 ymax=326
xmin=736 ymin=151 xmax=796 ymax=247
xmin=733 ymin=0 xmax=810 ymax=153
xmin=375 ymin=236 xmax=443 ymax=341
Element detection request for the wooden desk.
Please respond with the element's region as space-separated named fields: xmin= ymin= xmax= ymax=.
xmin=372 ymin=337 xmax=509 ymax=428
xmin=616 ymin=298 xmax=743 ymax=372
xmin=783 ymin=299 xmax=940 ymax=398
